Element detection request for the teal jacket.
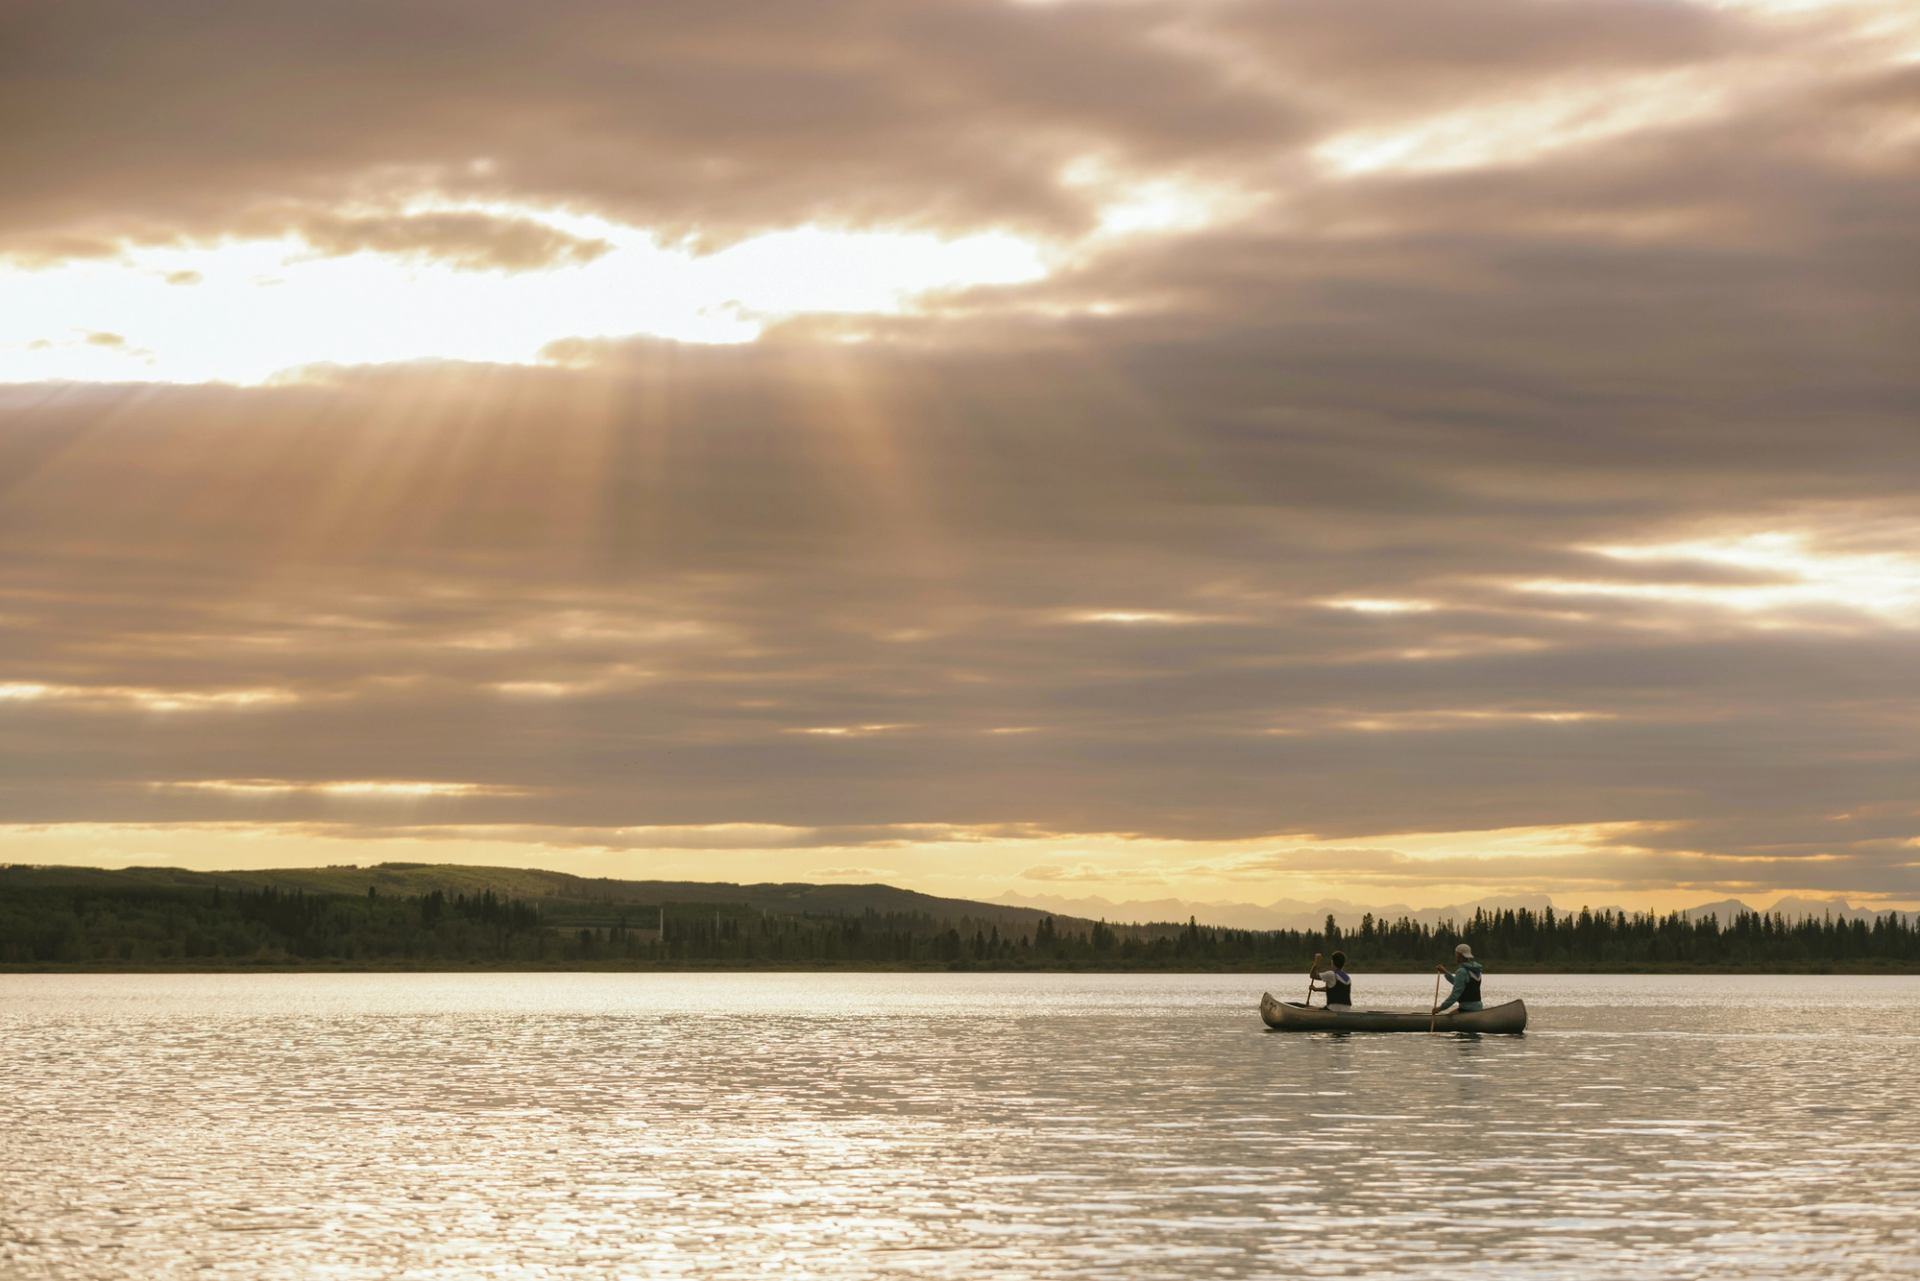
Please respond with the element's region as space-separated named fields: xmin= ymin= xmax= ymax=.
xmin=1438 ymin=960 xmax=1484 ymax=1012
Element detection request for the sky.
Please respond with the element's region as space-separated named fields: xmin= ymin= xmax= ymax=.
xmin=3 ymin=0 xmax=1918 ymax=915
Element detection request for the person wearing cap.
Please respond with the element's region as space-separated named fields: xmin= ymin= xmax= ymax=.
xmin=1308 ymin=950 xmax=1353 ymax=1010
xmin=1434 ymin=943 xmax=1485 ymax=1013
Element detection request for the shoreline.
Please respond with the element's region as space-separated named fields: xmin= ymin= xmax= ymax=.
xmin=7 ymin=961 xmax=1919 ymax=975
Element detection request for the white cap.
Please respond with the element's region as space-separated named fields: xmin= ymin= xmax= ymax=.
xmin=1455 ymin=943 xmax=1473 ymax=958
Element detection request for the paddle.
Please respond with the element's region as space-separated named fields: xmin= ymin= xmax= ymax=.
xmin=1306 ymin=952 xmax=1321 ymax=1008
xmin=1429 ymin=970 xmax=1444 ymax=1032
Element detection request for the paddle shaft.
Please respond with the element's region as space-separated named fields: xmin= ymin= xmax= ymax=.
xmin=1429 ymin=972 xmax=1444 ymax=1032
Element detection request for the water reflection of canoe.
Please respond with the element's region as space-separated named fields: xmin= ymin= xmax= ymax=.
xmin=1260 ymin=993 xmax=1527 ymax=1033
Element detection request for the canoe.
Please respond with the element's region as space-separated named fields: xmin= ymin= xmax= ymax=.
xmin=1260 ymin=992 xmax=1527 ymax=1034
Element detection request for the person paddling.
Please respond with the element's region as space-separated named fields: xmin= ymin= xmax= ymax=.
xmin=1308 ymin=950 xmax=1353 ymax=1011
xmin=1434 ymin=943 xmax=1484 ymax=1013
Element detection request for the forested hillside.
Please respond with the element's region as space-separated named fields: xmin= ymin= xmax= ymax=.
xmin=3 ymin=864 xmax=1916 ymax=970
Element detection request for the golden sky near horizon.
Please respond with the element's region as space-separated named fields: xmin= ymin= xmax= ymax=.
xmin=4 ymin=0 xmax=1919 ymax=915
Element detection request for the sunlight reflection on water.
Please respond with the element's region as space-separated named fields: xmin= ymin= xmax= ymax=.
xmin=3 ymin=973 xmax=1918 ymax=1279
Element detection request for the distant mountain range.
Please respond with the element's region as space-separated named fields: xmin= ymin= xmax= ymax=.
xmin=1667 ymin=896 xmax=1888 ymax=924
xmin=994 ymin=890 xmax=1893 ymax=931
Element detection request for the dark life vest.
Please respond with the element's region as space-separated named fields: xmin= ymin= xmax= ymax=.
xmin=1326 ymin=969 xmax=1352 ymax=1005
xmin=1459 ymin=961 xmax=1482 ymax=1003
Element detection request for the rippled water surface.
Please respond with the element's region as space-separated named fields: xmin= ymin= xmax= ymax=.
xmin=5 ymin=972 xmax=1918 ymax=1279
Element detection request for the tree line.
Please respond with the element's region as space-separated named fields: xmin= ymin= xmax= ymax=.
xmin=2 ymin=883 xmax=1916 ymax=970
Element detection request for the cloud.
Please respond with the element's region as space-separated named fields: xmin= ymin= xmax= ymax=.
xmin=2 ymin=0 xmax=1918 ymax=903
xmin=9 ymin=0 xmax=1883 ymax=265
xmin=1224 ymin=0 xmax=1758 ymax=111
xmin=0 ymin=0 xmax=1299 ymax=261
xmin=289 ymin=210 xmax=613 ymax=271
xmin=2 ymin=300 xmax=1917 ymax=902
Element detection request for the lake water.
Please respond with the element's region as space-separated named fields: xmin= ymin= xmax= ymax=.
xmin=4 ymin=972 xmax=1917 ymax=1279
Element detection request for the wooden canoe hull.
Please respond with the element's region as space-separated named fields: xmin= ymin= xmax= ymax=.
xmin=1260 ymin=993 xmax=1527 ymax=1033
